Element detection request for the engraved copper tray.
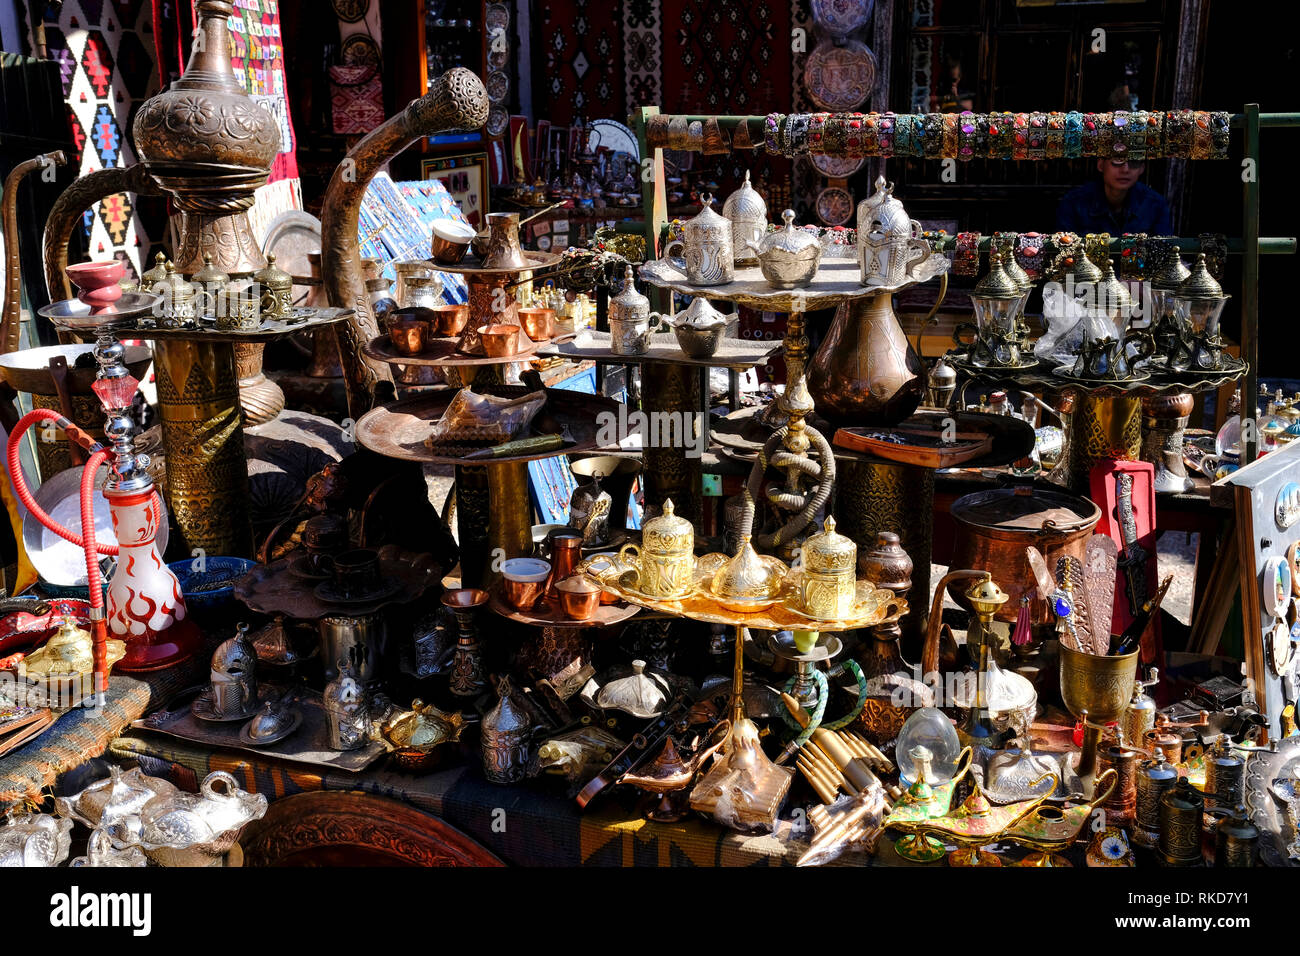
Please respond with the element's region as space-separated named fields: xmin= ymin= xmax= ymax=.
xmin=486 ymin=586 xmax=642 ymax=629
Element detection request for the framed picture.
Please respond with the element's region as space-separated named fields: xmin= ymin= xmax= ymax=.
xmin=420 ymin=153 xmax=489 ymax=229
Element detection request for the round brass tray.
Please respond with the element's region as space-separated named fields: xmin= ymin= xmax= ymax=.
xmin=486 ymin=587 xmax=641 ymax=629
xmin=428 ymin=251 xmax=564 ymax=277
xmin=363 ymin=333 xmax=542 ymax=368
xmin=584 ymin=565 xmax=908 ymax=632
xmin=353 ymin=387 xmax=625 ymax=467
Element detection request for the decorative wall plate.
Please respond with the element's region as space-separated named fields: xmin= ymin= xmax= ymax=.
xmin=1276 ymin=482 xmax=1300 ymax=530
xmin=487 ymin=71 xmax=510 ymax=103
xmin=815 ymin=185 xmax=854 ymax=226
xmin=804 ymin=39 xmax=877 ymax=112
xmin=1289 ymin=541 xmax=1300 ymax=597
xmin=486 ymin=108 xmax=509 ymax=138
xmin=485 ymin=3 xmax=511 ymax=31
xmin=812 ymin=153 xmax=866 ymax=179
xmin=811 ymin=0 xmax=875 ymax=37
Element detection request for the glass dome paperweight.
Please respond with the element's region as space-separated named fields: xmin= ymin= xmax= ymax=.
xmin=896 ymin=707 xmax=961 ymax=785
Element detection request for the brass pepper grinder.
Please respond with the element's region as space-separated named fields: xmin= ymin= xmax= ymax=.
xmin=1203 ymin=734 xmax=1244 ymax=813
xmin=1133 ymin=756 xmax=1179 ymax=848
xmin=1158 ymin=777 xmax=1205 ymax=866
xmin=1096 ymin=730 xmax=1142 ymax=829
xmin=1214 ymin=804 xmax=1259 ymax=867
xmin=1122 ymin=667 xmax=1160 ymax=752
xmin=959 ymin=577 xmax=1010 ymax=753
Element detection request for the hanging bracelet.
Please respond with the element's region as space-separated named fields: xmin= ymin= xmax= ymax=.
xmin=1015 ymin=232 xmax=1046 ymax=279
xmin=955 ymin=231 xmax=982 ymax=276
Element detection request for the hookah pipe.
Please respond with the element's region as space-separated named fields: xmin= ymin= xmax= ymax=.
xmin=5 ymin=407 xmax=120 ymax=703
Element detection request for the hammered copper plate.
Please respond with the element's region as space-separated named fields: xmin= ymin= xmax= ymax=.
xmin=804 ymin=38 xmax=877 ymax=112
xmin=363 ymin=332 xmax=540 ymax=367
xmin=811 ymin=154 xmax=866 ymax=179
xmin=235 ymin=546 xmax=443 ymax=618
xmin=239 ymin=791 xmax=505 ymax=866
xmin=354 ymin=388 xmax=624 ymax=466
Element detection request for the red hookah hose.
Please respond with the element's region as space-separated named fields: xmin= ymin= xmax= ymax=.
xmin=6 ymin=407 xmax=135 ymax=702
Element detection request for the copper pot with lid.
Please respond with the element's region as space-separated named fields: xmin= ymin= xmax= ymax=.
xmin=948 ymin=484 xmax=1100 ymax=623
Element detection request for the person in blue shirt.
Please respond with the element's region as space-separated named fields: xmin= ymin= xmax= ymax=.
xmin=1057 ymin=158 xmax=1173 ymax=234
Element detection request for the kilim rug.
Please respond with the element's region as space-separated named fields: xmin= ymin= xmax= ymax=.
xmin=539 ymin=0 xmax=626 ymax=126
xmin=39 ymin=0 xmax=162 ymax=280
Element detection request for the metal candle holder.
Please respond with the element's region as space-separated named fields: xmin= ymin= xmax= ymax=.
xmin=443 ymin=588 xmax=489 ymax=697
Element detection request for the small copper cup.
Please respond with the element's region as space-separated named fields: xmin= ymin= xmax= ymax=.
xmin=556 ymin=576 xmax=601 ymax=621
xmin=431 ymin=303 xmax=470 ymax=337
xmin=390 ymin=316 xmax=429 ymax=356
xmin=518 ymin=307 xmax=555 ymax=342
xmin=501 ymin=557 xmax=550 ymax=610
xmin=479 ymin=324 xmax=520 ymax=357
xmin=431 ymin=219 xmax=476 ymax=265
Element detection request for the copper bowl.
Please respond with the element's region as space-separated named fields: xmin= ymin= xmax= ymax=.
xmin=501 ymin=557 xmax=550 ymax=610
xmin=518 ymin=307 xmax=555 ymax=342
xmin=389 ymin=317 xmax=429 ymax=356
xmin=431 ymin=304 xmax=471 ymax=337
xmin=479 ymin=324 xmax=520 ymax=357
xmin=556 ymin=575 xmax=601 ymax=621
xmin=430 ymin=219 xmax=476 ymax=265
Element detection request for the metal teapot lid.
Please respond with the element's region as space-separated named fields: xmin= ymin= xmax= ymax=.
xmin=755 ymin=209 xmax=821 ymax=257
xmin=671 ymin=296 xmax=730 ymax=329
xmin=595 ymin=660 xmax=669 ymax=718
xmin=974 ymin=251 xmax=1023 ymax=300
xmin=642 ymin=497 xmax=694 ymax=544
xmin=721 ymin=170 xmax=768 ymax=222
xmin=252 ymin=253 xmax=292 ymax=292
xmin=193 ymin=253 xmax=229 ymax=288
xmin=1175 ymin=253 xmax=1226 ymax=300
xmin=685 ymin=193 xmax=729 ymax=230
xmin=800 ymin=516 xmax=856 ymax=572
xmin=611 ymin=265 xmax=649 ymax=311
xmin=244 ymin=697 xmax=299 ymax=741
xmin=1151 ymin=251 xmax=1191 ymax=291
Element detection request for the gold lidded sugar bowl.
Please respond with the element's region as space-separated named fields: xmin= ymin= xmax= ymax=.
xmin=702 ymin=534 xmax=788 ymax=613
xmin=617 ymin=498 xmax=695 ymax=599
xmin=796 ymin=515 xmax=857 ymax=620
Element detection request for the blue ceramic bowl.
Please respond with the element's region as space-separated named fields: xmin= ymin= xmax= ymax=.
xmin=167 ymin=557 xmax=257 ymax=611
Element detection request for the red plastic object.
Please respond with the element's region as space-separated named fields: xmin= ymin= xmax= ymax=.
xmin=1089 ymin=459 xmax=1161 ymax=665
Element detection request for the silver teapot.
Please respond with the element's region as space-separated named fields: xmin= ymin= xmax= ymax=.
xmin=0 ymin=812 xmax=72 ymax=867
xmin=856 ymin=176 xmax=930 ymax=287
xmin=722 ymin=171 xmax=768 ymax=266
xmin=102 ymin=771 xmax=267 ymax=866
xmin=744 ymin=209 xmax=823 ymax=289
xmin=664 ymin=193 xmax=734 ymax=286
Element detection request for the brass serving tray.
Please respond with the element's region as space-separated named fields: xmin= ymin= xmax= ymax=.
xmin=584 ymin=559 xmax=906 ymax=631
xmin=42 ymin=299 xmax=353 ymax=342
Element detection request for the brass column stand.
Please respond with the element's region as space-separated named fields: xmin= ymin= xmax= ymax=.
xmin=641 ymin=362 xmax=703 ymax=523
xmin=488 ymin=460 xmax=533 ymax=563
xmin=152 ymin=340 xmax=253 ymax=556
xmin=455 ymin=465 xmax=491 ymax=588
xmin=1067 ymin=392 xmax=1142 ymax=492
xmin=837 ymin=461 xmax=933 ymax=646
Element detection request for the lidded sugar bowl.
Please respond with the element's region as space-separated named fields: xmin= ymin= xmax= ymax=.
xmin=609 ymin=265 xmax=665 ymax=356
xmin=482 ymin=676 xmax=532 ymax=785
xmin=668 ymin=296 xmax=731 ymax=359
xmin=253 ymin=253 xmax=294 ymax=320
xmin=664 ymin=194 xmax=734 ymax=286
xmin=746 ymin=209 xmax=823 ymax=289
xmin=617 ymin=498 xmax=695 ymax=598
xmin=722 ymin=170 xmax=768 ymax=266
xmin=856 ymin=176 xmax=929 ymax=287
xmin=706 ymin=535 xmax=787 ymax=612
xmin=798 ymin=515 xmax=857 ymax=620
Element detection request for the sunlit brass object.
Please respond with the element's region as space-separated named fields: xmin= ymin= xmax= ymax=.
xmin=620 ymin=725 xmax=729 ymax=822
xmin=518 ymin=307 xmax=555 ymax=342
xmin=1133 ymin=757 xmax=1179 ymax=848
xmin=798 ymin=516 xmax=857 ymax=620
xmin=556 ymin=575 xmax=601 ymax=621
xmin=379 ymin=699 xmax=466 ymax=772
xmin=688 ymin=717 xmax=792 ymax=833
xmin=921 ymin=570 xmax=990 ymax=678
xmin=701 ymin=535 xmax=788 ymax=613
xmin=1059 ymin=641 xmax=1138 ymax=781
xmin=617 ymin=498 xmax=695 ymax=599
xmin=17 ymin=616 xmax=126 ymax=689
xmin=1004 ymin=769 xmax=1118 ymax=866
xmin=431 ymin=303 xmax=471 ymax=336
xmin=798 ymin=786 xmax=890 ymax=867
